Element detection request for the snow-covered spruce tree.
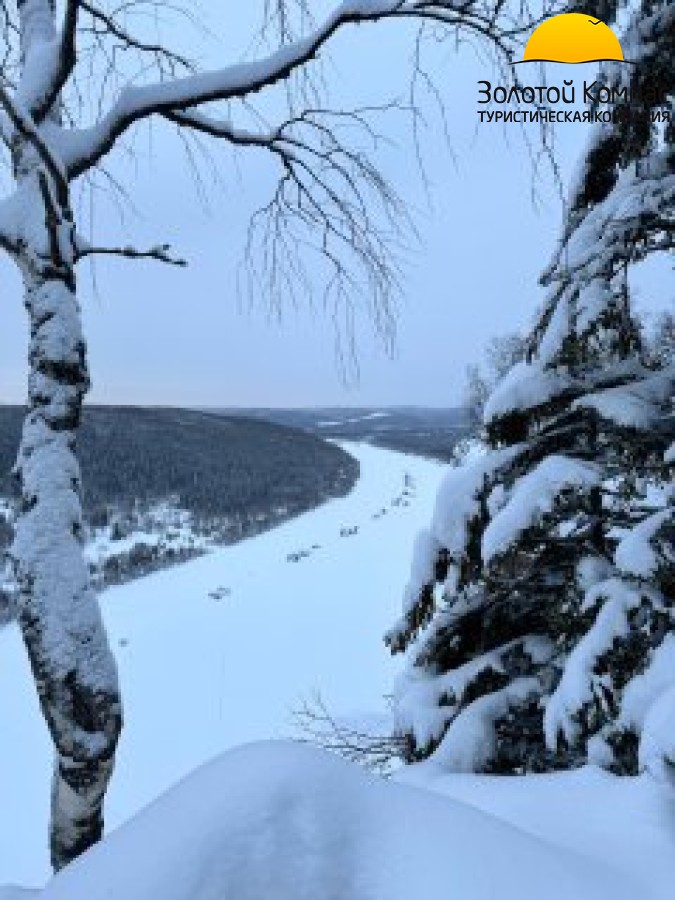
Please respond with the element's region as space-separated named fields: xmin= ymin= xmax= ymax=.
xmin=0 ymin=0 xmax=550 ymax=871
xmin=387 ymin=0 xmax=674 ymax=777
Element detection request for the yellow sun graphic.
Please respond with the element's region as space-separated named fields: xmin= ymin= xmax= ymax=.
xmin=522 ymin=12 xmax=624 ymax=64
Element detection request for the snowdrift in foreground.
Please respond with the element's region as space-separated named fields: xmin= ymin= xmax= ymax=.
xmin=12 ymin=742 xmax=645 ymax=900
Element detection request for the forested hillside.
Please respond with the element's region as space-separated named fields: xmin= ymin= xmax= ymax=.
xmin=0 ymin=406 xmax=357 ymax=521
xmin=220 ymin=407 xmax=473 ymax=461
xmin=0 ymin=407 xmax=358 ymax=611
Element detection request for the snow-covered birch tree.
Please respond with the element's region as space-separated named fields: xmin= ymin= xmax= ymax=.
xmin=0 ymin=0 xmax=548 ymax=873
xmin=387 ymin=0 xmax=674 ymax=777
xmin=464 ymin=332 xmax=527 ymax=427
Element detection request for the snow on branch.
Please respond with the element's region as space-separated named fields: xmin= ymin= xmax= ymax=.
xmin=529 ymin=0 xmax=675 ymax=369
xmin=385 ymin=445 xmax=525 ymax=654
xmin=483 ymin=361 xmax=573 ymax=426
xmin=429 ymin=677 xmax=541 ymax=772
xmin=543 ymin=578 xmax=664 ymax=752
xmin=20 ymin=0 xmax=79 ymax=122
xmin=619 ymin=636 xmax=675 ymax=780
xmin=555 ymin=159 xmax=675 ymax=284
xmin=572 ymin=367 xmax=675 ymax=433
xmin=482 ymin=455 xmax=601 ymax=566
xmin=57 ymin=0 xmax=539 ymax=178
xmin=394 ymin=636 xmax=553 ymax=755
xmin=74 ymin=239 xmax=187 ymax=267
xmin=614 ymin=509 xmax=674 ymax=581
xmin=540 ymin=1 xmax=675 ymax=272
xmin=431 ymin=444 xmax=526 ymax=559
xmin=0 ymin=84 xmax=67 ymax=200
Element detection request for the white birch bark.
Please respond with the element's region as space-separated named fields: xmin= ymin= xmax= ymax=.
xmin=9 ymin=0 xmax=122 ymax=872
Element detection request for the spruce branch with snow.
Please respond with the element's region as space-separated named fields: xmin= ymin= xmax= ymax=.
xmin=0 ymin=0 xmax=550 ymax=872
xmin=387 ymin=0 xmax=674 ymax=778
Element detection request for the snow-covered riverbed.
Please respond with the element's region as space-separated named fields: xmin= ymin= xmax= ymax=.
xmin=0 ymin=443 xmax=445 ymax=886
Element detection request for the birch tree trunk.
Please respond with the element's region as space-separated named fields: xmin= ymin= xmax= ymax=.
xmin=8 ymin=4 xmax=123 ymax=861
xmin=11 ymin=225 xmax=122 ymax=872
xmin=7 ymin=1 xmax=122 ymax=871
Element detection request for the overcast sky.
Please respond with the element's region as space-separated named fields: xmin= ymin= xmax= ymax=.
xmin=0 ymin=3 xmax=668 ymax=409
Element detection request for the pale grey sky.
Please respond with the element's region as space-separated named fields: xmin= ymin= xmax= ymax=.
xmin=0 ymin=4 xmax=668 ymax=408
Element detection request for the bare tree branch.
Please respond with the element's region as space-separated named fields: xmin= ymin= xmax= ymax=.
xmin=78 ymin=1 xmax=194 ymax=74
xmin=74 ymin=237 xmax=187 ymax=266
xmin=165 ymin=104 xmax=409 ymax=352
xmin=60 ymin=0 xmax=538 ymax=178
xmin=292 ymin=692 xmax=404 ymax=776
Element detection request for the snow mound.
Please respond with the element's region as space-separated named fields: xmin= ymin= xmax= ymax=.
xmin=27 ymin=742 xmax=636 ymax=900
xmin=27 ymin=741 xmax=636 ymax=900
xmin=397 ymin=763 xmax=675 ymax=899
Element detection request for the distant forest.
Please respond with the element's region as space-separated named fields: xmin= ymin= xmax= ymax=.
xmin=0 ymin=406 xmax=358 ymax=534
xmin=218 ymin=407 xmax=473 ymax=461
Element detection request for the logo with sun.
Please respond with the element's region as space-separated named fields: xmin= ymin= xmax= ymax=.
xmin=520 ymin=12 xmax=626 ymax=64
